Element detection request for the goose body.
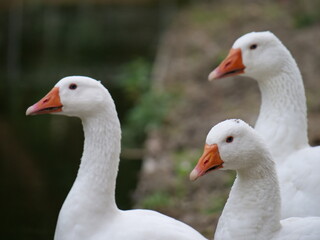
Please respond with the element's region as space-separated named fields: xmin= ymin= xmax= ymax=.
xmin=26 ymin=76 xmax=206 ymax=240
xmin=209 ymin=31 xmax=320 ymax=218
xmin=190 ymin=119 xmax=320 ymax=240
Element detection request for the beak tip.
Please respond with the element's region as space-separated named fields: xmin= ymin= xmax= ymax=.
xmin=26 ymin=106 xmax=34 ymax=116
xmin=208 ymin=70 xmax=218 ymax=81
xmin=189 ymin=169 xmax=199 ymax=181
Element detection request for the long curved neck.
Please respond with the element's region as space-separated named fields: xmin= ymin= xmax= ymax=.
xmin=54 ymin=99 xmax=121 ymax=240
xmin=215 ymin=157 xmax=281 ymax=240
xmin=77 ymin=109 xmax=121 ymax=211
xmin=255 ymin=59 xmax=308 ymax=160
xmin=63 ymin=105 xmax=121 ymax=215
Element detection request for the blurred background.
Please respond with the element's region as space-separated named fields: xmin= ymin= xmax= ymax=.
xmin=1 ymin=0 xmax=320 ymax=239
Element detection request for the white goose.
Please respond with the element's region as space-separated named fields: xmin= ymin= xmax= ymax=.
xmin=190 ymin=119 xmax=320 ymax=240
xmin=26 ymin=76 xmax=207 ymax=240
xmin=208 ymin=31 xmax=320 ymax=218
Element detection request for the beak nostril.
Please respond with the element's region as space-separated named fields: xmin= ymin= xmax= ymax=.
xmin=225 ymin=61 xmax=232 ymax=68
xmin=204 ymin=159 xmax=209 ymax=165
xmin=43 ymin=98 xmax=49 ymax=103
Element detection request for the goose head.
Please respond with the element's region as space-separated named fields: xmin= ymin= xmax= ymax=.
xmin=26 ymin=76 xmax=112 ymax=118
xmin=190 ymin=119 xmax=266 ymax=181
xmin=208 ymin=31 xmax=290 ymax=81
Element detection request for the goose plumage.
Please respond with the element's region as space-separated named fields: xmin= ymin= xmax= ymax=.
xmin=190 ymin=119 xmax=320 ymax=240
xmin=208 ymin=31 xmax=320 ymax=218
xmin=26 ymin=76 xmax=207 ymax=240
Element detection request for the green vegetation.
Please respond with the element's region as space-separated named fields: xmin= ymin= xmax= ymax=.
xmin=116 ymin=58 xmax=176 ymax=148
xmin=225 ymin=171 xmax=236 ymax=188
xmin=292 ymin=12 xmax=319 ymax=28
xmin=117 ymin=58 xmax=151 ymax=101
xmin=138 ymin=148 xmax=203 ymax=210
xmin=173 ymin=149 xmax=203 ymax=179
xmin=289 ymin=0 xmax=320 ymax=28
xmin=203 ymin=194 xmax=228 ymax=215
xmin=140 ymin=191 xmax=173 ymax=210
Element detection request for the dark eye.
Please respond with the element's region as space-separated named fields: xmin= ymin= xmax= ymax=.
xmin=226 ymin=136 xmax=234 ymax=143
xmin=69 ymin=83 xmax=77 ymax=90
xmin=250 ymin=44 xmax=257 ymax=50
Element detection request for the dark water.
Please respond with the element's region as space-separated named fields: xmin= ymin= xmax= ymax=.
xmin=0 ymin=2 xmax=177 ymax=239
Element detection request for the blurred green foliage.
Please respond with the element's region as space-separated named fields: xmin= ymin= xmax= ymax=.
xmin=172 ymin=149 xmax=202 ymax=198
xmin=141 ymin=191 xmax=173 ymax=209
xmin=173 ymin=149 xmax=202 ymax=179
xmin=116 ymin=58 xmax=176 ymax=148
xmin=293 ymin=12 xmax=319 ymax=28
xmin=117 ymin=58 xmax=151 ymax=101
xmin=203 ymin=194 xmax=228 ymax=215
xmin=289 ymin=0 xmax=320 ymax=28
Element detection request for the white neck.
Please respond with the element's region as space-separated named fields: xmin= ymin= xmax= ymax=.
xmin=254 ymin=59 xmax=308 ymax=160
xmin=215 ymin=157 xmax=281 ymax=240
xmin=77 ymin=112 xmax=120 ymax=210
xmin=54 ymin=105 xmax=121 ymax=239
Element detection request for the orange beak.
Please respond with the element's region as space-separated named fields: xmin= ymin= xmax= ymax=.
xmin=26 ymin=87 xmax=63 ymax=116
xmin=208 ymin=48 xmax=245 ymax=81
xmin=190 ymin=144 xmax=224 ymax=181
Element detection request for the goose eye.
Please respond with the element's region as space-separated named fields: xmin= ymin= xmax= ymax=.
xmin=226 ymin=136 xmax=234 ymax=143
xmin=249 ymin=44 xmax=257 ymax=50
xmin=69 ymin=83 xmax=77 ymax=90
